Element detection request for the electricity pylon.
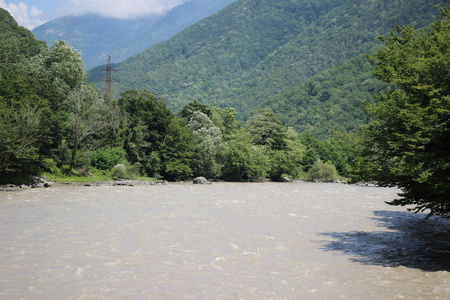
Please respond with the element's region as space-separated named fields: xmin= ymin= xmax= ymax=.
xmin=98 ymin=55 xmax=119 ymax=103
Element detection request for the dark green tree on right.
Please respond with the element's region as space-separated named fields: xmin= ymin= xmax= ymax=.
xmin=356 ymin=6 xmax=450 ymax=217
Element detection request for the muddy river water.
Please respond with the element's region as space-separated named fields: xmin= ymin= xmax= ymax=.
xmin=1 ymin=182 xmax=449 ymax=299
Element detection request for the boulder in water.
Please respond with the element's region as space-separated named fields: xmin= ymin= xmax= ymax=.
xmin=193 ymin=177 xmax=211 ymax=184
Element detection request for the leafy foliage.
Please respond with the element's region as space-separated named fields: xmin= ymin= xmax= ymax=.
xmin=307 ymin=159 xmax=338 ymax=181
xmin=0 ymin=78 xmax=49 ymax=174
xmin=246 ymin=108 xmax=287 ymax=150
xmin=91 ymin=147 xmax=126 ymax=170
xmin=118 ymin=90 xmax=173 ymax=176
xmin=221 ymin=129 xmax=268 ymax=181
xmin=178 ymin=99 xmax=212 ymax=121
xmin=188 ymin=111 xmax=224 ymax=178
xmin=356 ymin=6 xmax=450 ymax=217
xmin=111 ymin=162 xmax=140 ymax=180
xmin=267 ymin=128 xmax=304 ymax=180
xmin=0 ymin=9 xmax=49 ymax=176
xmin=64 ymin=84 xmax=114 ymax=169
xmin=0 ymin=10 xmax=123 ymax=180
xmin=160 ymin=117 xmax=194 ymax=180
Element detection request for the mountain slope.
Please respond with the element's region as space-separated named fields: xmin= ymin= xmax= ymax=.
xmin=226 ymin=0 xmax=442 ymax=112
xmin=32 ymin=0 xmax=237 ymax=68
xmin=0 ymin=8 xmax=46 ymax=60
xmin=89 ymin=0 xmax=448 ymax=117
xmin=254 ymin=48 xmax=393 ymax=138
xmin=89 ymin=0 xmax=348 ymax=107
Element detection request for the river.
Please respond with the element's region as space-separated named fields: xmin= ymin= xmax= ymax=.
xmin=1 ymin=182 xmax=449 ymax=299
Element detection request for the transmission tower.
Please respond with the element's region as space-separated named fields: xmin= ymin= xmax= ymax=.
xmin=98 ymin=55 xmax=119 ymax=103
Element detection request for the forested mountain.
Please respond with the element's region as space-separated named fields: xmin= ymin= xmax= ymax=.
xmin=253 ymin=48 xmax=393 ymax=138
xmin=32 ymin=0 xmax=237 ymax=68
xmin=88 ymin=0 xmax=450 ymax=136
xmin=0 ymin=9 xmax=46 ymax=60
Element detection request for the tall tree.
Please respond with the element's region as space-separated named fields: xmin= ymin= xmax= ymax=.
xmin=0 ymin=71 xmax=50 ymax=175
xmin=246 ymin=108 xmax=287 ymax=150
xmin=187 ymin=111 xmax=223 ymax=178
xmin=63 ymin=84 xmax=113 ymax=170
xmin=267 ymin=127 xmax=304 ymax=180
xmin=17 ymin=40 xmax=87 ymax=163
xmin=0 ymin=9 xmax=50 ymax=179
xmin=160 ymin=117 xmax=194 ymax=180
xmin=118 ymin=90 xmax=173 ymax=176
xmin=359 ymin=6 xmax=450 ymax=217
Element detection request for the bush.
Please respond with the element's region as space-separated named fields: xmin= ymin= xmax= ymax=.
xmin=163 ymin=159 xmax=193 ymax=181
xmin=72 ymin=150 xmax=92 ymax=169
xmin=111 ymin=161 xmax=140 ymax=180
xmin=42 ymin=158 xmax=60 ymax=174
xmin=307 ymin=159 xmax=338 ymax=181
xmin=91 ymin=147 xmax=125 ymax=170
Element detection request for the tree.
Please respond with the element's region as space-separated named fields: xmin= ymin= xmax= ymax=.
xmin=246 ymin=108 xmax=287 ymax=150
xmin=307 ymin=159 xmax=338 ymax=182
xmin=187 ymin=111 xmax=223 ymax=178
xmin=0 ymin=86 xmax=49 ymax=175
xmin=0 ymin=65 xmax=51 ymax=178
xmin=299 ymin=131 xmax=321 ymax=172
xmin=160 ymin=117 xmax=194 ymax=180
xmin=15 ymin=40 xmax=87 ymax=163
xmin=359 ymin=6 xmax=450 ymax=217
xmin=118 ymin=90 xmax=173 ymax=176
xmin=23 ymin=40 xmax=86 ymax=112
xmin=221 ymin=129 xmax=269 ymax=181
xmin=210 ymin=105 xmax=239 ymax=138
xmin=268 ymin=127 xmax=304 ymax=180
xmin=63 ymin=84 xmax=112 ymax=170
xmin=178 ymin=99 xmax=212 ymax=121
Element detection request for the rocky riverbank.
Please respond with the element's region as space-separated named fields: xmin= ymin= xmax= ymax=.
xmin=2 ymin=176 xmax=352 ymax=190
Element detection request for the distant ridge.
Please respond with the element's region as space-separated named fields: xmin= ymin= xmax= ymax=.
xmin=32 ymin=0 xmax=237 ymax=68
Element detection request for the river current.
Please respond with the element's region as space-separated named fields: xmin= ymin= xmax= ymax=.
xmin=1 ymin=182 xmax=449 ymax=299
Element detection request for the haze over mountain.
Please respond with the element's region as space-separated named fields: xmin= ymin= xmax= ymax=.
xmin=32 ymin=0 xmax=237 ymax=68
xmin=88 ymin=0 xmax=449 ymax=136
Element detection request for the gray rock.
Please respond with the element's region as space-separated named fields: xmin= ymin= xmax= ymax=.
xmin=281 ymin=177 xmax=292 ymax=182
xmin=193 ymin=177 xmax=211 ymax=184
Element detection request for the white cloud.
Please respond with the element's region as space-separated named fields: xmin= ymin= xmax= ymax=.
xmin=0 ymin=0 xmax=47 ymax=29
xmin=55 ymin=0 xmax=189 ymax=19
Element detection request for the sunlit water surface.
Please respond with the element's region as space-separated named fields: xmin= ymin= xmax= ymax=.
xmin=1 ymin=182 xmax=449 ymax=299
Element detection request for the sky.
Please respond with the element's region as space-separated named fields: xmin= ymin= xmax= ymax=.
xmin=0 ymin=0 xmax=189 ymax=29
